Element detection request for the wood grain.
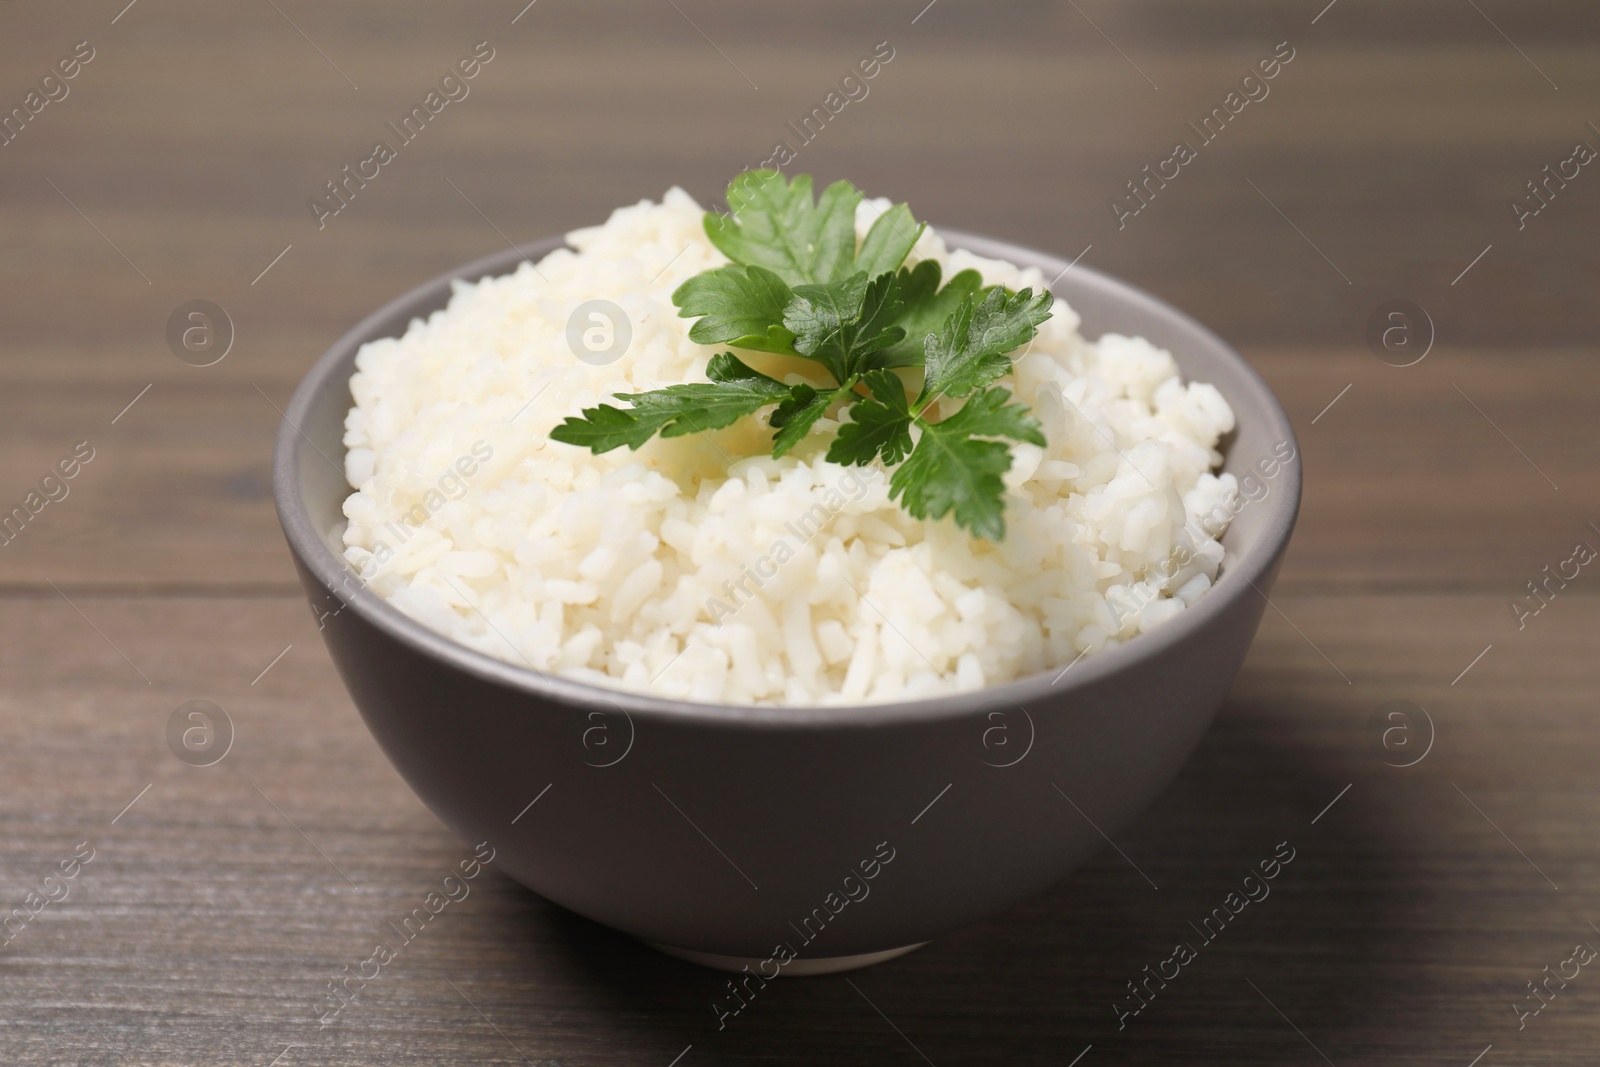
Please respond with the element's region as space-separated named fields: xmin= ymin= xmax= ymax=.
xmin=1 ymin=1 xmax=1597 ymax=1064
xmin=4 ymin=592 xmax=1597 ymax=1066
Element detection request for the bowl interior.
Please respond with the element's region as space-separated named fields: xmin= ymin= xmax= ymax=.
xmin=274 ymin=230 xmax=1299 ymax=722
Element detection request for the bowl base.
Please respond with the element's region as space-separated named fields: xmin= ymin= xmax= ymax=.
xmin=645 ymin=940 xmax=927 ymax=976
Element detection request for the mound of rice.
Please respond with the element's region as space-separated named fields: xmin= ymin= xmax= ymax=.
xmin=340 ymin=187 xmax=1239 ymax=706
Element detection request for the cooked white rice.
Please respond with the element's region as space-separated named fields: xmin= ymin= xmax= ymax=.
xmin=340 ymin=187 xmax=1239 ymax=706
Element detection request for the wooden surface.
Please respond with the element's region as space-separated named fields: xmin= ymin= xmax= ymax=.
xmin=3 ymin=1 xmax=1599 ymax=1063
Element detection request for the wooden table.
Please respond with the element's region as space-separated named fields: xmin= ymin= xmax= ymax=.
xmin=3 ymin=1 xmax=1598 ymax=1063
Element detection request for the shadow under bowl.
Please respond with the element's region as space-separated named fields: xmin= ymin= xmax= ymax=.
xmin=271 ymin=231 xmax=1301 ymax=972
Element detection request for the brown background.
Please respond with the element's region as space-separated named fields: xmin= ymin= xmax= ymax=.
xmin=2 ymin=1 xmax=1598 ymax=1064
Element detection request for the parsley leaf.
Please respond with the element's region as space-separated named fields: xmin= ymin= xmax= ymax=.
xmin=770 ymin=380 xmax=856 ymax=458
xmin=549 ymin=352 xmax=789 ymax=452
xmin=889 ymin=387 xmax=1045 ymax=541
xmin=827 ymin=370 xmax=914 ymax=468
xmin=556 ymin=171 xmax=1058 ymax=541
xmin=853 ymin=202 xmax=924 ymax=280
xmin=706 ymin=172 xmax=861 ymax=286
xmin=872 ymin=260 xmax=987 ymax=369
xmin=916 ymin=285 xmax=1053 ymax=406
xmin=927 ymin=383 xmax=1046 ymax=445
xmin=705 ymin=171 xmax=925 ymax=287
xmin=785 ymin=271 xmax=906 ymax=382
xmin=546 ymin=402 xmax=679 ymax=454
xmin=671 ymin=264 xmax=796 ymax=354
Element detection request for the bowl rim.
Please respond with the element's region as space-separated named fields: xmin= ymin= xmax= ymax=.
xmin=272 ymin=228 xmax=1301 ymax=729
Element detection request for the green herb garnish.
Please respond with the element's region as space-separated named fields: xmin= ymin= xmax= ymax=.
xmin=550 ymin=171 xmax=1053 ymax=541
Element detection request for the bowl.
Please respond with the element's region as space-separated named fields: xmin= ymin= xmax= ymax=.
xmin=271 ymin=230 xmax=1300 ymax=975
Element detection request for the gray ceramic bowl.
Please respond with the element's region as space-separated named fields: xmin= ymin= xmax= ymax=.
xmin=272 ymin=231 xmax=1300 ymax=975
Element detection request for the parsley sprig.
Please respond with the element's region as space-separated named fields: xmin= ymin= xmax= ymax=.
xmin=550 ymin=171 xmax=1053 ymax=541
